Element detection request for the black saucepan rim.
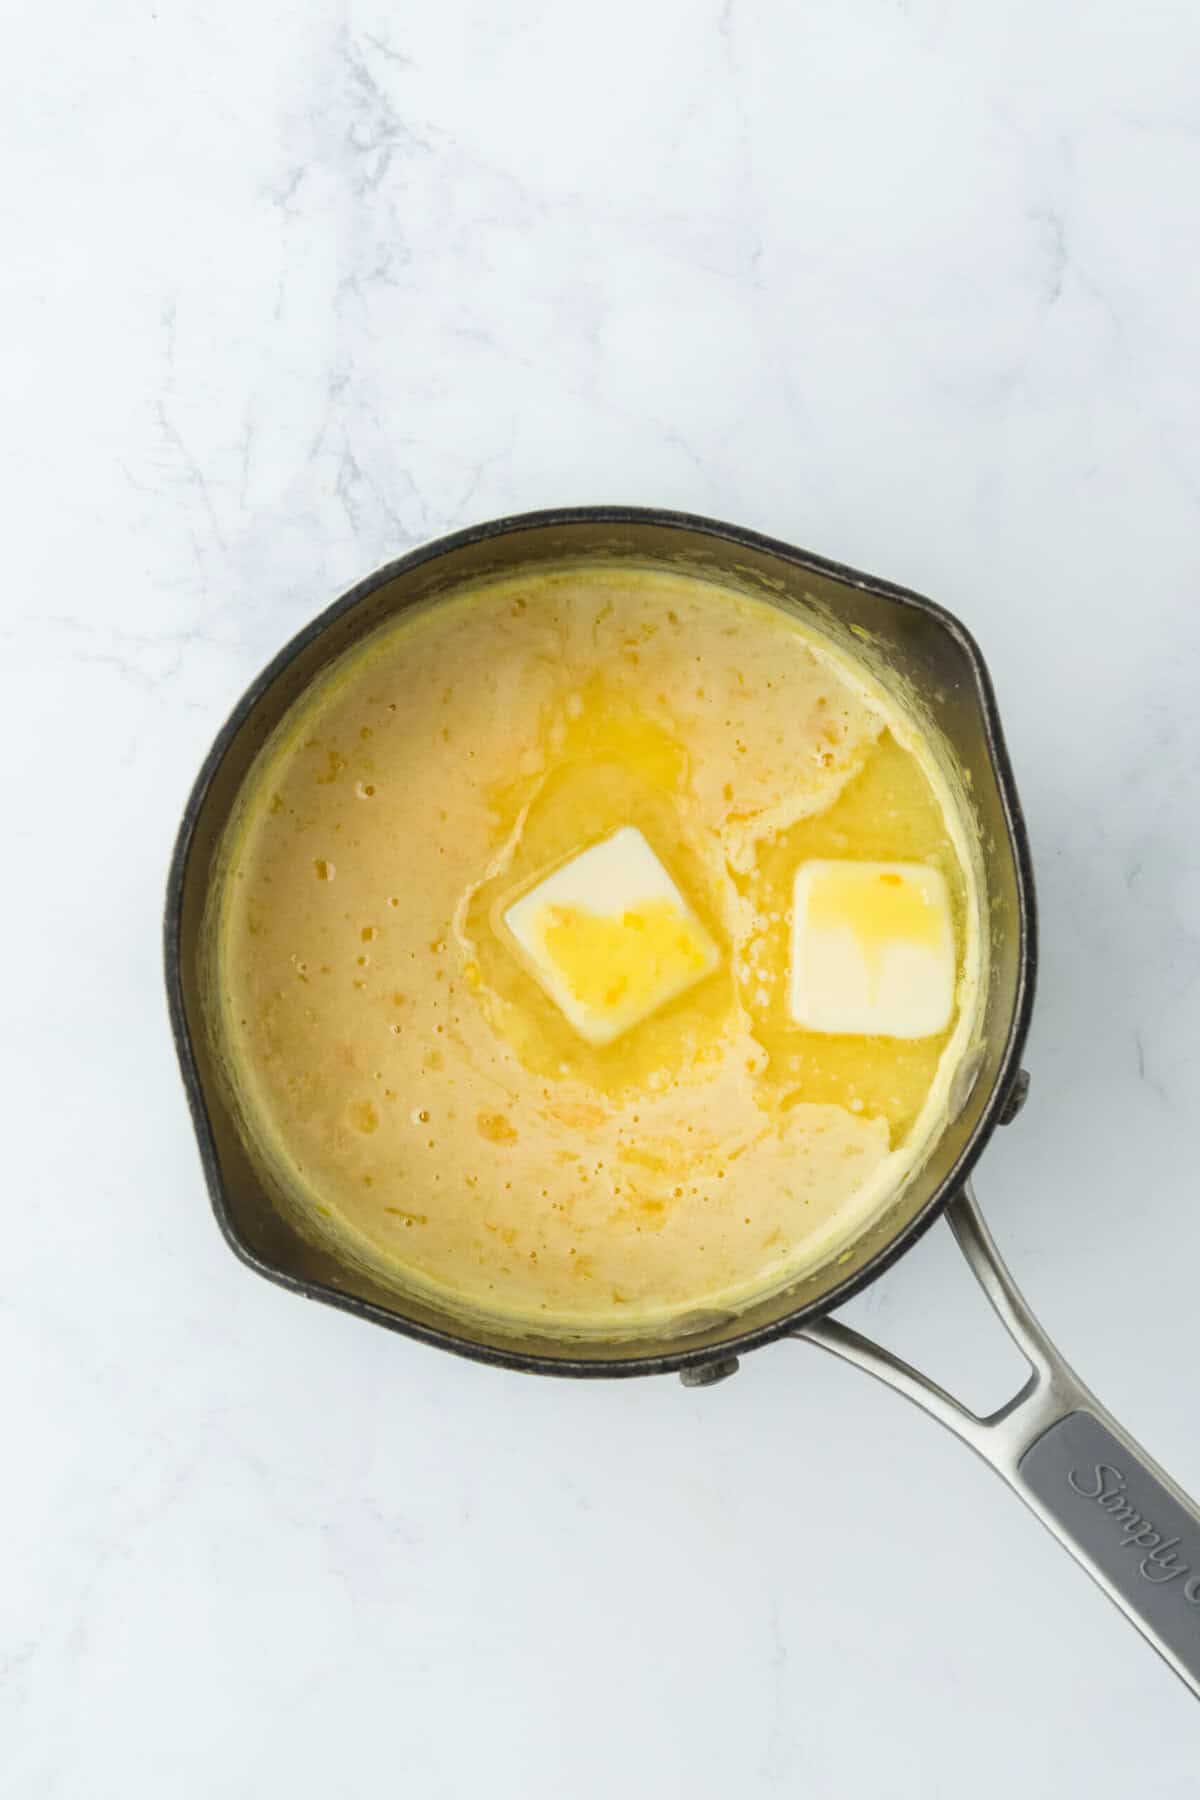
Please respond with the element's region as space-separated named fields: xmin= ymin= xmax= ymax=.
xmin=164 ymin=506 xmax=1037 ymax=1378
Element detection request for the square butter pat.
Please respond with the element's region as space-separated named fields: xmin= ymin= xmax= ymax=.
xmin=503 ymin=826 xmax=719 ymax=1046
xmin=790 ymin=859 xmax=955 ymax=1039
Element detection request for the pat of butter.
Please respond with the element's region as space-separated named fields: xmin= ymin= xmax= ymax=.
xmin=503 ymin=826 xmax=719 ymax=1046
xmin=790 ymin=859 xmax=954 ymax=1038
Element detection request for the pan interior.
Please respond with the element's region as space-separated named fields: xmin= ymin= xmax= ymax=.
xmin=170 ymin=518 xmax=1028 ymax=1370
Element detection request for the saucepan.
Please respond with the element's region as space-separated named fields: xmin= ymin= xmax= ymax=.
xmin=165 ymin=507 xmax=1200 ymax=1696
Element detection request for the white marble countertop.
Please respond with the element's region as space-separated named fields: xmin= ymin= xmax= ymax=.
xmin=6 ymin=3 xmax=1200 ymax=1792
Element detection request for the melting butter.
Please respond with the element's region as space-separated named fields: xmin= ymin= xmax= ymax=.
xmin=536 ymin=897 xmax=713 ymax=1016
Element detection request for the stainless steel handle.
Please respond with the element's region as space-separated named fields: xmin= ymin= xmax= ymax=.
xmin=797 ymin=1183 xmax=1200 ymax=1696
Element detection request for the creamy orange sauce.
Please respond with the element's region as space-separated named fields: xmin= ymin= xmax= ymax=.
xmin=209 ymin=564 xmax=981 ymax=1336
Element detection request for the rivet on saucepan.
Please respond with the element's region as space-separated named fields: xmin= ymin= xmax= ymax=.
xmin=948 ymin=1044 xmax=985 ymax=1118
xmin=999 ymin=1067 xmax=1031 ymax=1126
xmin=679 ymin=1357 xmax=740 ymax=1389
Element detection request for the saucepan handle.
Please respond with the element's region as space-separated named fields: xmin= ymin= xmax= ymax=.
xmin=797 ymin=1184 xmax=1200 ymax=1696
